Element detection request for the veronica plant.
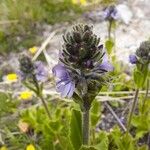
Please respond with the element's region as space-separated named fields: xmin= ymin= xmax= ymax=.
xmin=53 ymin=24 xmax=113 ymax=145
xmin=19 ymin=55 xmax=51 ymax=120
xmin=128 ymin=40 xmax=150 ymax=132
xmin=103 ymin=5 xmax=118 ymax=40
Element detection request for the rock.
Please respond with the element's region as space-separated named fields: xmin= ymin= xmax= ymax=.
xmin=116 ymin=4 xmax=133 ymax=25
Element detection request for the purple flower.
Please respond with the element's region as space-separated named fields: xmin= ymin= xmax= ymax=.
xmin=52 ymin=64 xmax=75 ymax=98
xmin=129 ymin=54 xmax=137 ymax=64
xmin=103 ymin=6 xmax=119 ymax=21
xmin=97 ymin=53 xmax=114 ymax=72
xmin=34 ymin=61 xmax=48 ymax=82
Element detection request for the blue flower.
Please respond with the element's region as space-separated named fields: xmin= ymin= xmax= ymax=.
xmin=92 ymin=52 xmax=113 ymax=74
xmin=129 ymin=54 xmax=137 ymax=64
xmin=98 ymin=54 xmax=114 ymax=72
xmin=34 ymin=61 xmax=48 ymax=82
xmin=103 ymin=5 xmax=119 ymax=21
xmin=52 ymin=64 xmax=75 ymax=98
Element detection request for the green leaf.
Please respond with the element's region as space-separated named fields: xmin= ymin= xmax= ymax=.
xmin=79 ymin=145 xmax=97 ymax=150
xmin=138 ymin=145 xmax=149 ymax=150
xmin=70 ymin=109 xmax=82 ymax=150
xmin=134 ymin=69 xmax=145 ymax=88
xmin=105 ymin=39 xmax=114 ymax=54
xmin=57 ymin=135 xmax=74 ymax=150
xmin=91 ymin=100 xmax=101 ymax=127
xmin=110 ymin=127 xmax=136 ymax=150
xmin=94 ymin=131 xmax=109 ymax=150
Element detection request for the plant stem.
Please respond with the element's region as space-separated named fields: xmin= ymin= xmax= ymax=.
xmin=32 ymin=75 xmax=51 ymax=120
xmin=82 ymin=108 xmax=90 ymax=145
xmin=108 ymin=20 xmax=112 ymax=40
xmin=142 ymin=79 xmax=149 ymax=113
xmin=127 ymin=89 xmax=139 ymax=133
xmin=39 ymin=94 xmax=52 ymax=120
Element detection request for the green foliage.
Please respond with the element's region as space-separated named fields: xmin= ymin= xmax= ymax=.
xmin=42 ymin=0 xmax=83 ymax=24
xmin=0 ymin=0 xmax=84 ymax=53
xmin=94 ymin=131 xmax=109 ymax=150
xmin=110 ymin=127 xmax=136 ymax=150
xmin=90 ymin=100 xmax=101 ymax=127
xmin=0 ymin=92 xmax=19 ymax=117
xmin=133 ymin=64 xmax=148 ymax=88
xmin=105 ymin=39 xmax=114 ymax=54
xmin=20 ymin=104 xmax=74 ymax=150
xmin=80 ymin=145 xmax=97 ymax=150
xmin=70 ymin=109 xmax=82 ymax=150
xmin=131 ymin=96 xmax=150 ymax=139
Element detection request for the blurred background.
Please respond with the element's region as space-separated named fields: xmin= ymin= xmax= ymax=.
xmin=0 ymin=0 xmax=105 ymax=54
xmin=0 ymin=0 xmax=150 ymax=149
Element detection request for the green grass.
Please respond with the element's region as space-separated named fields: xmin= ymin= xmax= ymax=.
xmin=0 ymin=0 xmax=84 ymax=53
xmin=0 ymin=0 xmax=117 ymax=53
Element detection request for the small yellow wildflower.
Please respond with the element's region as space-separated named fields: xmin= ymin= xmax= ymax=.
xmin=18 ymin=120 xmax=29 ymax=133
xmin=26 ymin=144 xmax=35 ymax=150
xmin=6 ymin=73 xmax=18 ymax=82
xmin=0 ymin=146 xmax=7 ymax=150
xmin=19 ymin=91 xmax=33 ymax=100
xmin=72 ymin=0 xmax=86 ymax=5
xmin=80 ymin=0 xmax=86 ymax=5
xmin=29 ymin=46 xmax=38 ymax=54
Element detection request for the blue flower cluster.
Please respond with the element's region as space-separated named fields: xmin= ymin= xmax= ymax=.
xmin=53 ymin=25 xmax=113 ymax=99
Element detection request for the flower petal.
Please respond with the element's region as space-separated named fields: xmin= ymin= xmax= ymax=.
xmin=67 ymin=81 xmax=75 ymax=98
xmin=56 ymin=80 xmax=69 ymax=93
xmin=34 ymin=61 xmax=48 ymax=82
xmin=61 ymin=81 xmax=75 ymax=98
xmin=99 ymin=53 xmax=114 ymax=71
xmin=129 ymin=54 xmax=137 ymax=64
xmin=99 ymin=62 xmax=114 ymax=72
xmin=52 ymin=64 xmax=69 ymax=79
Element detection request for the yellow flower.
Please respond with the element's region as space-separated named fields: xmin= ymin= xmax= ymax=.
xmin=26 ymin=144 xmax=35 ymax=150
xmin=19 ymin=91 xmax=33 ymax=100
xmin=72 ymin=0 xmax=78 ymax=4
xmin=0 ymin=146 xmax=7 ymax=150
xmin=6 ymin=73 xmax=18 ymax=82
xmin=72 ymin=0 xmax=86 ymax=5
xmin=29 ymin=46 xmax=38 ymax=54
xmin=80 ymin=0 xmax=86 ymax=5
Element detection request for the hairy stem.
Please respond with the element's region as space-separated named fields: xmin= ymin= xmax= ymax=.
xmin=32 ymin=75 xmax=51 ymax=120
xmin=39 ymin=94 xmax=52 ymax=120
xmin=127 ymin=89 xmax=139 ymax=133
xmin=142 ymin=79 xmax=149 ymax=113
xmin=82 ymin=108 xmax=90 ymax=145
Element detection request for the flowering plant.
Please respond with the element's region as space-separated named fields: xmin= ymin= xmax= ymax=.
xmin=53 ymin=24 xmax=113 ymax=145
xmin=127 ymin=40 xmax=150 ymax=133
xmin=129 ymin=41 xmax=150 ymax=88
xmin=19 ymin=55 xmax=51 ymax=120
